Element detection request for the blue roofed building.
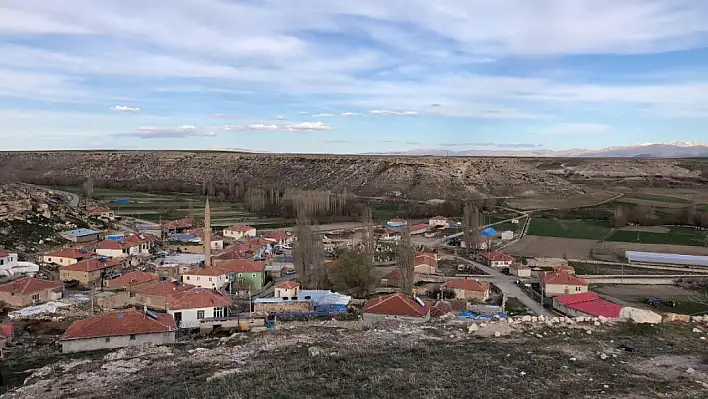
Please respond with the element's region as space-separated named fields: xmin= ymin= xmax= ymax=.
xmin=59 ymin=228 xmax=103 ymax=243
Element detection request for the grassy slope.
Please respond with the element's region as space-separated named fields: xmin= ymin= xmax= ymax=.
xmin=607 ymin=228 xmax=708 ymax=247
xmin=527 ymin=217 xmax=610 ymax=240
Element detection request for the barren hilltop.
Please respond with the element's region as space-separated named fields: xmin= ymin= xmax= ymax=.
xmin=0 ymin=151 xmax=706 ymax=200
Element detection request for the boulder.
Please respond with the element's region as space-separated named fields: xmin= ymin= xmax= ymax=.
xmin=521 ymin=316 xmax=532 ymax=323
xmin=620 ymin=307 xmax=662 ymax=324
xmin=531 ymin=316 xmax=538 ymax=323
xmin=468 ymin=324 xmax=479 ymax=333
xmin=575 ymin=317 xmax=585 ymax=323
xmin=537 ymin=315 xmax=545 ymax=322
xmin=663 ymin=313 xmax=690 ymax=323
xmin=550 ymin=317 xmax=560 ymax=324
xmin=691 ymin=315 xmax=704 ymax=323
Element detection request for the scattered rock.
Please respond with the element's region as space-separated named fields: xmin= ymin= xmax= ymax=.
xmin=308 ymin=346 xmax=321 ymax=357
xmin=692 ymin=328 xmax=703 ymax=334
xmin=468 ymin=324 xmax=479 ymax=333
xmin=687 ymin=368 xmax=696 ymax=375
xmin=494 ymin=331 xmax=501 ymax=338
xmin=521 ymin=316 xmax=532 ymax=323
xmin=207 ymin=368 xmax=241 ymax=382
xmin=586 ymin=330 xmax=593 ymax=335
xmin=599 ymin=353 xmax=608 ymax=360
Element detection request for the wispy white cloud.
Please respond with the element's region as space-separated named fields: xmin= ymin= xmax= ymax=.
xmin=275 ymin=115 xmax=287 ymax=120
xmin=111 ymin=105 xmax=140 ymax=112
xmin=340 ymin=112 xmax=360 ymax=117
xmin=221 ymin=121 xmax=333 ymax=132
xmin=128 ymin=125 xmax=216 ymax=139
xmin=370 ymin=110 xmax=419 ymax=116
xmin=312 ymin=113 xmax=335 ymax=117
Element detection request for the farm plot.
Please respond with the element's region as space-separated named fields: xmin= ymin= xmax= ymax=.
xmin=624 ymin=193 xmax=690 ymax=204
xmin=607 ymin=227 xmax=708 ymax=247
xmin=527 ymin=217 xmax=611 ymax=240
xmin=504 ymin=236 xmax=599 ymax=259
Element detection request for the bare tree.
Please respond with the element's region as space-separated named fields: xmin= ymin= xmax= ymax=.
xmin=613 ymin=206 xmax=628 ymax=228
xmin=396 ymin=224 xmax=415 ymax=295
xmin=463 ymin=202 xmax=479 ymax=257
xmin=81 ymin=177 xmax=94 ymax=199
xmin=292 ymin=208 xmax=326 ymax=289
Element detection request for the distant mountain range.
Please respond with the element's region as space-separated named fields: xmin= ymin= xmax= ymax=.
xmin=371 ymin=142 xmax=708 ymax=158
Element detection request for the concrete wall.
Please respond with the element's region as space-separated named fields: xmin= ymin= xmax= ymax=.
xmin=413 ymin=264 xmax=436 ymax=274
xmin=133 ymin=293 xmax=168 ymax=310
xmin=96 ymin=291 xmax=133 ymax=309
xmin=543 ymin=284 xmax=588 ymax=297
xmin=274 ymin=287 xmax=299 ymax=298
xmin=362 ymin=312 xmax=430 ymax=324
xmin=223 ymin=229 xmax=256 ymax=240
xmin=168 ymin=306 xmax=225 ymax=329
xmin=96 ymin=248 xmax=129 ymax=258
xmin=183 ymin=273 xmax=226 ymax=289
xmin=253 ymin=300 xmax=312 ymax=314
xmin=0 ymin=287 xmax=63 ymax=308
xmin=580 ymin=275 xmax=700 ymax=285
xmin=450 ymin=288 xmax=489 ymax=302
xmin=61 ymin=331 xmax=175 ymax=353
xmin=42 ymin=256 xmax=78 ymax=266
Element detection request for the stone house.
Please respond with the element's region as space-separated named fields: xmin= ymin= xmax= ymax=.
xmin=441 ymin=279 xmax=490 ymax=302
xmin=0 ymin=277 xmax=64 ymax=307
xmin=222 ymin=225 xmax=257 ymax=240
xmin=274 ymin=281 xmax=300 ymax=298
xmin=61 ymin=309 xmax=177 ymax=353
xmin=362 ymin=293 xmax=430 ymax=323
xmin=60 ymin=259 xmax=122 ymax=287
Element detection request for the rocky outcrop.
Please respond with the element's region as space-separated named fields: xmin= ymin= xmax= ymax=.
xmin=620 ymin=307 xmax=663 ymax=324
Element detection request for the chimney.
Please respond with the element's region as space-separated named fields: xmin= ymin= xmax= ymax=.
xmin=204 ymin=197 xmax=212 ymax=268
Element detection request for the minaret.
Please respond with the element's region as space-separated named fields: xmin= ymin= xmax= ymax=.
xmin=204 ymin=197 xmax=212 ymax=268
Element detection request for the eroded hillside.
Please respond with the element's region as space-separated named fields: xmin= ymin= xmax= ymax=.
xmin=0 ymin=152 xmax=705 ymax=200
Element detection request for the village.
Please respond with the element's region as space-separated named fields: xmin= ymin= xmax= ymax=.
xmin=0 ymin=184 xmax=707 ymax=396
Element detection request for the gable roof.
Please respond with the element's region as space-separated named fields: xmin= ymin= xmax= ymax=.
xmin=553 ymin=265 xmax=576 ymax=274
xmin=481 ymin=252 xmax=515 ymax=262
xmin=136 ymin=280 xmax=195 ymax=297
xmin=410 ymin=223 xmax=429 ymax=232
xmin=554 ymin=292 xmax=623 ymax=318
xmin=163 ymin=218 xmax=193 ymax=230
xmin=363 ymin=293 xmax=429 ymax=318
xmin=218 ymin=259 xmax=265 ymax=273
xmin=0 ymin=277 xmax=63 ymax=295
xmin=263 ymin=231 xmax=290 ymax=241
xmin=96 ymin=239 xmax=134 ymax=250
xmin=63 ymin=309 xmax=176 ymax=340
xmin=183 ymin=267 xmax=226 ymax=277
xmin=105 ymin=271 xmax=159 ymax=289
xmin=166 ymin=288 xmax=231 ymax=310
xmin=442 ymin=279 xmax=490 ymax=292
xmin=542 ymin=271 xmax=588 ymax=286
xmin=275 ymin=281 xmax=299 ymax=289
xmin=225 ymin=225 xmax=255 ymax=232
xmin=414 ymin=253 xmax=437 ymax=267
xmin=0 ymin=250 xmax=15 ymax=258
xmin=61 ymin=258 xmax=121 ymax=272
xmin=45 ymin=248 xmax=90 ymax=260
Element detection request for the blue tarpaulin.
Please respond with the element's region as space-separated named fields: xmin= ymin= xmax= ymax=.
xmin=112 ymin=199 xmax=132 ymax=204
xmin=457 ymin=311 xmax=508 ymax=320
xmin=481 ymin=227 xmax=497 ymax=237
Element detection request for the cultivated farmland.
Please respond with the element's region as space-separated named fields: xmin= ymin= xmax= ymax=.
xmin=526 ymin=217 xmax=611 ymax=240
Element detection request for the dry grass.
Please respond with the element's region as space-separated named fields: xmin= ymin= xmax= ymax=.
xmin=505 ymin=236 xmax=599 ymax=258
xmin=507 ymin=190 xmax=620 ymax=210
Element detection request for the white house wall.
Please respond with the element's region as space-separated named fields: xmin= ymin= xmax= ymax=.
xmin=61 ymin=331 xmax=176 ymax=353
xmin=168 ymin=306 xmax=221 ymax=329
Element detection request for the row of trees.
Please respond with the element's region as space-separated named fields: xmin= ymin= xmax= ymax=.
xmin=613 ymin=204 xmax=708 ymax=228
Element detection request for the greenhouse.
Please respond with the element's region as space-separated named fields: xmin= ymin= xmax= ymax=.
xmin=625 ymin=251 xmax=708 ymax=267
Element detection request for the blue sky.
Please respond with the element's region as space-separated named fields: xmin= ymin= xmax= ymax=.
xmin=1 ymin=0 xmax=708 ymax=153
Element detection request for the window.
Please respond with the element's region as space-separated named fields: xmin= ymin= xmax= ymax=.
xmin=31 ymin=294 xmax=40 ymax=301
xmin=174 ymin=312 xmax=182 ymax=326
xmin=209 ymin=277 xmax=212 ymax=282
xmin=197 ymin=310 xmax=205 ymax=319
xmin=186 ymin=276 xmax=190 ymax=280
xmin=214 ymin=307 xmax=225 ymax=318
xmin=129 ymin=334 xmax=136 ymax=341
xmin=105 ymin=337 xmax=111 ymax=343
xmin=0 ymin=260 xmax=3 ymax=265
xmin=197 ymin=277 xmax=200 ymax=281
xmin=252 ymin=274 xmax=256 ymax=277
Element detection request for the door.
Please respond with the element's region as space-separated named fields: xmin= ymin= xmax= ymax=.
xmin=174 ymin=312 xmax=182 ymax=327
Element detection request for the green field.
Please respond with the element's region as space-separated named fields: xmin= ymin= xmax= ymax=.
xmin=624 ymin=193 xmax=691 ymax=204
xmin=53 ymin=186 xmax=290 ymax=228
xmin=607 ymin=227 xmax=707 ymax=247
xmin=698 ymin=204 xmax=708 ymax=212
xmin=570 ymin=262 xmax=696 ymax=276
xmin=527 ymin=217 xmax=611 ymax=240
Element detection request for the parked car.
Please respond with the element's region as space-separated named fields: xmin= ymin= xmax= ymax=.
xmin=284 ymin=268 xmax=296 ymax=275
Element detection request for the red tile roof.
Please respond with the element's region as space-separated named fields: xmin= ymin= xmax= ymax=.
xmin=542 ymin=272 xmax=589 ymax=286
xmin=388 ymin=218 xmax=407 ymax=223
xmin=218 ymin=259 xmax=265 ymax=273
xmin=410 ymin=223 xmax=429 ymax=232
xmin=0 ymin=250 xmax=14 ymax=257
xmin=382 ymin=270 xmax=420 ymax=280
xmin=430 ymin=216 xmax=447 ymax=220
xmin=166 ymin=288 xmax=231 ymax=310
xmin=163 ymin=218 xmax=193 ymax=230
xmin=45 ymin=248 xmax=90 ymax=260
xmin=263 ymin=231 xmax=289 ymax=241
xmin=275 ymin=281 xmax=299 ymax=289
xmin=481 ymin=252 xmax=515 ymax=262
xmin=185 ymin=228 xmax=219 ymax=242
xmin=554 ymin=265 xmax=576 ymax=274
xmin=0 ymin=277 xmax=63 ymax=295
xmin=63 ymin=309 xmax=176 ymax=340
xmin=184 ymin=267 xmax=226 ymax=277
xmin=414 ymin=253 xmax=437 ymax=267
xmin=61 ymin=258 xmax=121 ymax=273
xmin=105 ymin=271 xmax=159 ymax=289
xmin=382 ymin=228 xmax=400 ymax=236
xmin=136 ymin=280 xmax=195 ymax=297
xmin=225 ymin=225 xmax=255 ymax=233
xmin=442 ymin=279 xmax=490 ymax=292
xmin=96 ymin=240 xmax=132 ymax=250
xmin=364 ymin=293 xmax=429 ymax=318
xmin=554 ymin=292 xmax=623 ymax=318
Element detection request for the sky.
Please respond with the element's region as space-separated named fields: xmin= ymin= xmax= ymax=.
xmin=2 ymin=0 xmax=708 ymax=153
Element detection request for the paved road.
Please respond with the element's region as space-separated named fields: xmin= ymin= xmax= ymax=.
xmin=457 ymin=257 xmax=552 ymax=316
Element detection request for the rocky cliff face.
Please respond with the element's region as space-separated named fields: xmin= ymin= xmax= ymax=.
xmin=0 ymin=152 xmax=705 ymax=200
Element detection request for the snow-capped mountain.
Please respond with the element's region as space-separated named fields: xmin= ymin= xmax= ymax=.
xmin=371 ymin=142 xmax=708 ymax=158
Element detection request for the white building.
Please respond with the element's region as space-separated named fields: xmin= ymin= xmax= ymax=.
xmin=42 ymin=248 xmax=91 ymax=266
xmin=223 ymin=225 xmax=257 ymax=240
xmin=0 ymin=250 xmax=40 ymax=277
xmin=428 ymin=216 xmax=449 ymax=228
xmin=95 ymin=239 xmax=139 ymax=258
xmin=166 ymin=288 xmax=231 ymax=329
xmin=501 ymin=231 xmax=514 ymax=241
xmin=181 ymin=267 xmax=227 ymax=289
xmin=274 ymin=281 xmax=300 ymax=298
